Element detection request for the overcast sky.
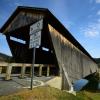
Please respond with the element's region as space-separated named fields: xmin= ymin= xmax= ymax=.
xmin=0 ymin=0 xmax=100 ymax=58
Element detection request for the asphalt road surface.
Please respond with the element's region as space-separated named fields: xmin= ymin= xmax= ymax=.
xmin=0 ymin=74 xmax=54 ymax=96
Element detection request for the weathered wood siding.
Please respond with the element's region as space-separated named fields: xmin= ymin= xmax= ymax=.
xmin=4 ymin=11 xmax=44 ymax=33
xmin=48 ymin=24 xmax=98 ymax=85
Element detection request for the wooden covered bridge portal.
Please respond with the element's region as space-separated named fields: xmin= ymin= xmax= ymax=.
xmin=0 ymin=6 xmax=98 ymax=90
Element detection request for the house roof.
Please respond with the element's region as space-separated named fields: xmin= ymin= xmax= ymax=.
xmin=0 ymin=6 xmax=95 ymax=63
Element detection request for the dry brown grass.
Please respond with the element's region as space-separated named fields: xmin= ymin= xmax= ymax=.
xmin=0 ymin=86 xmax=100 ymax=100
xmin=0 ymin=86 xmax=76 ymax=100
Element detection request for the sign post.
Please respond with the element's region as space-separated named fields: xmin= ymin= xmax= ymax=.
xmin=29 ymin=19 xmax=43 ymax=90
xmin=31 ymin=48 xmax=36 ymax=90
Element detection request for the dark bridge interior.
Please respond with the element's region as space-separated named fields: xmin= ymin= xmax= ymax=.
xmin=5 ymin=20 xmax=59 ymax=76
xmin=6 ymin=22 xmax=56 ymax=65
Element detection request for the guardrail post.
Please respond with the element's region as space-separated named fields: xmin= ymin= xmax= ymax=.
xmin=47 ymin=65 xmax=50 ymax=77
xmin=0 ymin=66 xmax=2 ymax=74
xmin=30 ymin=65 xmax=32 ymax=77
xmin=20 ymin=64 xmax=26 ymax=78
xmin=39 ymin=65 xmax=43 ymax=76
xmin=5 ymin=64 xmax=12 ymax=80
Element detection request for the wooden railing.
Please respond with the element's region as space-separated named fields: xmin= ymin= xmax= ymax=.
xmin=0 ymin=62 xmax=54 ymax=80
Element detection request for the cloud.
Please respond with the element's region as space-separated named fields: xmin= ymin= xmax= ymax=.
xmin=96 ymin=0 xmax=100 ymax=3
xmin=84 ymin=29 xmax=99 ymax=37
xmin=97 ymin=10 xmax=100 ymax=15
xmin=80 ymin=22 xmax=100 ymax=38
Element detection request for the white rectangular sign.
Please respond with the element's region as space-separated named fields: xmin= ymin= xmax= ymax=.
xmin=29 ymin=19 xmax=43 ymax=48
xmin=30 ymin=19 xmax=43 ymax=35
xmin=29 ymin=31 xmax=41 ymax=48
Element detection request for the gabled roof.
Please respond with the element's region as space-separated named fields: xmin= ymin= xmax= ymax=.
xmin=0 ymin=6 xmax=49 ymax=33
xmin=0 ymin=6 xmax=95 ymax=62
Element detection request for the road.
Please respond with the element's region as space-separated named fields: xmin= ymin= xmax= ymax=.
xmin=0 ymin=74 xmax=54 ymax=96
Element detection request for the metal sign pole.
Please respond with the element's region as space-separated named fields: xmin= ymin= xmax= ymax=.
xmin=31 ymin=47 xmax=36 ymax=90
xmin=29 ymin=19 xmax=43 ymax=90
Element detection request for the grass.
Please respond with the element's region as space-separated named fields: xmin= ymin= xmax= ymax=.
xmin=0 ymin=86 xmax=100 ymax=100
xmin=0 ymin=86 xmax=76 ymax=100
xmin=77 ymin=90 xmax=100 ymax=100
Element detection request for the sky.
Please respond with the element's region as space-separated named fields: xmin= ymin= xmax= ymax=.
xmin=0 ymin=0 xmax=100 ymax=58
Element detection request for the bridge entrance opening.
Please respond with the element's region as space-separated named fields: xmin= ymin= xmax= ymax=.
xmin=5 ymin=22 xmax=59 ymax=77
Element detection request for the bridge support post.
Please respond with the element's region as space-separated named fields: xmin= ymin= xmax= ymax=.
xmin=20 ymin=65 xmax=26 ymax=78
xmin=30 ymin=66 xmax=32 ymax=77
xmin=5 ymin=64 xmax=12 ymax=80
xmin=0 ymin=66 xmax=2 ymax=74
xmin=47 ymin=65 xmax=50 ymax=77
xmin=39 ymin=65 xmax=42 ymax=76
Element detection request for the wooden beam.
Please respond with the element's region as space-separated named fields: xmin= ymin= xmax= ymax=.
xmin=5 ymin=64 xmax=12 ymax=80
xmin=39 ymin=65 xmax=43 ymax=76
xmin=0 ymin=63 xmax=56 ymax=80
xmin=0 ymin=63 xmax=55 ymax=67
xmin=0 ymin=66 xmax=2 ymax=74
xmin=47 ymin=65 xmax=50 ymax=77
xmin=20 ymin=64 xmax=26 ymax=78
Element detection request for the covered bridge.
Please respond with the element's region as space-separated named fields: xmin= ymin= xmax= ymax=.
xmin=0 ymin=6 xmax=98 ymax=90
